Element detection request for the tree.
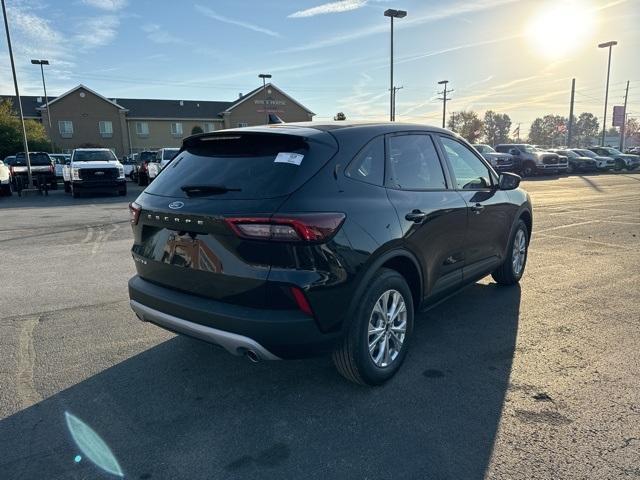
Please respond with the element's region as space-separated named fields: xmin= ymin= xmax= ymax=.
xmin=527 ymin=114 xmax=567 ymax=146
xmin=333 ymin=112 xmax=346 ymax=121
xmin=0 ymin=99 xmax=51 ymax=159
xmin=482 ymin=111 xmax=512 ymax=146
xmin=574 ymin=112 xmax=599 ymax=147
xmin=447 ymin=110 xmax=483 ymax=143
xmin=191 ymin=125 xmax=204 ymax=134
xmin=625 ymin=118 xmax=639 ymax=142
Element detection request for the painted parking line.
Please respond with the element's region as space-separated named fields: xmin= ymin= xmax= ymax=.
xmin=535 ymin=220 xmax=599 ymax=233
xmin=535 ymin=232 xmax=633 ymax=250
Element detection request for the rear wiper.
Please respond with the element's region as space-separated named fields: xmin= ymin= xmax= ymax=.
xmin=180 ymin=184 xmax=241 ymax=196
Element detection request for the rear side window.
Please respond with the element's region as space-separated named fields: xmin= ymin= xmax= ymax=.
xmin=386 ymin=134 xmax=447 ymax=190
xmin=345 ymin=136 xmax=384 ymax=186
xmin=145 ymin=132 xmax=337 ymax=200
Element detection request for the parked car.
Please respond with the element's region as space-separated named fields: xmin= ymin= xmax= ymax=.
xmin=128 ymin=123 xmax=533 ymax=385
xmin=10 ymin=152 xmax=57 ymax=190
xmin=121 ymin=156 xmax=137 ymax=179
xmin=471 ymin=144 xmax=518 ymax=173
xmin=132 ymin=150 xmax=158 ymax=186
xmin=147 ymin=147 xmax=180 ymax=181
xmin=588 ymin=146 xmax=640 ymax=171
xmin=62 ymin=148 xmax=127 ymax=198
xmin=0 ymin=158 xmax=11 ymax=196
xmin=570 ymin=149 xmax=614 ymax=171
xmin=495 ymin=144 xmax=567 ymax=177
xmin=50 ymin=154 xmax=70 ymax=178
xmin=550 ymin=149 xmax=598 ymax=173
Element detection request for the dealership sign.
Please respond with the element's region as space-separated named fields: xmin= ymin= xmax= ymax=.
xmin=612 ymin=105 xmax=625 ymax=127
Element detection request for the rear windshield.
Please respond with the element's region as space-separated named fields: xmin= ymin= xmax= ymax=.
xmin=140 ymin=152 xmax=156 ymax=161
xmin=163 ymin=149 xmax=179 ymax=160
xmin=73 ymin=150 xmax=116 ymax=162
xmin=145 ymin=132 xmax=337 ymax=200
xmin=15 ymin=153 xmax=51 ymax=165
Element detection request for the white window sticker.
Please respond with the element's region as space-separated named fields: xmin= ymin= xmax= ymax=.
xmin=274 ymin=152 xmax=304 ymax=166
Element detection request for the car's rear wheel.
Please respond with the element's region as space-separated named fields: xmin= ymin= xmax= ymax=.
xmin=64 ymin=181 xmax=71 ymax=193
xmin=1 ymin=183 xmax=11 ymax=196
xmin=492 ymin=219 xmax=529 ymax=285
xmin=333 ymin=268 xmax=414 ymax=385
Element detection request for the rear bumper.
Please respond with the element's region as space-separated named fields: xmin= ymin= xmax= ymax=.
xmin=128 ymin=275 xmax=340 ymax=359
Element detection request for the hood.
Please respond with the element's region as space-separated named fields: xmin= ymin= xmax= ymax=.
xmin=71 ymin=161 xmax=122 ymax=169
xmin=486 ymin=152 xmax=512 ymax=159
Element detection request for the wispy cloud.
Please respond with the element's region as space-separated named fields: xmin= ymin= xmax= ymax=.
xmin=75 ymin=16 xmax=120 ymax=51
xmin=289 ymin=0 xmax=367 ymax=18
xmin=82 ymin=0 xmax=127 ymax=11
xmin=142 ymin=24 xmax=188 ymax=45
xmin=194 ymin=4 xmax=281 ymax=37
xmin=280 ymin=0 xmax=519 ymax=53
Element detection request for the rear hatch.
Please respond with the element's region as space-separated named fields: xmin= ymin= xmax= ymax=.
xmin=132 ymin=129 xmax=338 ymax=306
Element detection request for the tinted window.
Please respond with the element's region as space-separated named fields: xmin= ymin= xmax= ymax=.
xmin=345 ymin=136 xmax=384 ymax=186
xmin=73 ymin=150 xmax=117 ymax=162
xmin=440 ymin=137 xmax=492 ymax=190
xmin=15 ymin=153 xmax=51 ymax=166
xmin=495 ymin=145 xmax=512 ymax=153
xmin=145 ymin=132 xmax=337 ymax=200
xmin=140 ymin=151 xmax=156 ymax=162
xmin=386 ymin=134 xmax=446 ymax=190
xmin=163 ymin=149 xmax=180 ymax=160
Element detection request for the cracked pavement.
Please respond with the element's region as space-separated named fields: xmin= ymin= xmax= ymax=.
xmin=0 ymin=174 xmax=638 ymax=479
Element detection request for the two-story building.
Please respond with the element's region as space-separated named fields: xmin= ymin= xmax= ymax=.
xmin=3 ymin=83 xmax=314 ymax=157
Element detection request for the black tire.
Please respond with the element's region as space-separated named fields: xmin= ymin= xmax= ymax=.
xmin=521 ymin=162 xmax=536 ymax=177
xmin=72 ymin=187 xmax=80 ymax=198
xmin=492 ymin=219 xmax=529 ymax=285
xmin=137 ymin=173 xmax=147 ymax=186
xmin=50 ymin=181 xmax=58 ymax=190
xmin=118 ymin=185 xmax=127 ymax=196
xmin=332 ymin=268 xmax=414 ymax=386
xmin=614 ymin=159 xmax=624 ymax=171
xmin=1 ymin=184 xmax=11 ymax=196
xmin=64 ymin=181 xmax=71 ymax=193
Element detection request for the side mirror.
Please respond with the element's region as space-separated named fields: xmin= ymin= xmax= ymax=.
xmin=509 ymin=148 xmax=519 ymax=156
xmin=499 ymin=172 xmax=521 ymax=190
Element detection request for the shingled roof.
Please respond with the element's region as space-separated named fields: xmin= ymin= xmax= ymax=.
xmin=115 ymin=98 xmax=233 ymax=119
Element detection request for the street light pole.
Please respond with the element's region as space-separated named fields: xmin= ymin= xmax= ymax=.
xmin=598 ymin=41 xmax=617 ymax=146
xmin=2 ymin=0 xmax=33 ymax=188
xmin=384 ymin=9 xmax=406 ymax=122
xmin=258 ymin=73 xmax=272 ymax=125
xmin=31 ymin=59 xmax=54 ymax=152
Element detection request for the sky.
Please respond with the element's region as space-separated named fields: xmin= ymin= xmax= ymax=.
xmin=0 ymin=0 xmax=639 ymax=135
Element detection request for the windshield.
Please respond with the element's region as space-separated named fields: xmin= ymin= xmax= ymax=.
xmin=520 ymin=145 xmax=537 ymax=153
xmin=560 ymin=150 xmax=578 ymax=158
xmin=603 ymin=147 xmax=622 ymax=155
xmin=73 ymin=150 xmax=117 ymax=162
xmin=163 ymin=149 xmax=179 ymax=160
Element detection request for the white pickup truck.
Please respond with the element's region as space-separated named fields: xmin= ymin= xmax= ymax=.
xmin=146 ymin=147 xmax=180 ymax=181
xmin=62 ymin=148 xmax=127 ymax=198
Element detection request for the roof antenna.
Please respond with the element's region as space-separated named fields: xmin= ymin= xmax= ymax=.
xmin=268 ymin=113 xmax=284 ymax=124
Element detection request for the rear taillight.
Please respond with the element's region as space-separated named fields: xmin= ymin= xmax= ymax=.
xmin=290 ymin=286 xmax=314 ymax=317
xmin=129 ymin=201 xmax=141 ymax=225
xmin=140 ymin=162 xmax=148 ymax=172
xmin=49 ymin=164 xmax=54 ymax=174
xmin=225 ymin=213 xmax=345 ymax=242
xmin=9 ymin=166 xmax=14 ymax=175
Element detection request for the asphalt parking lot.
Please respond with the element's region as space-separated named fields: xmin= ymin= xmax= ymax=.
xmin=0 ymin=173 xmax=639 ymax=480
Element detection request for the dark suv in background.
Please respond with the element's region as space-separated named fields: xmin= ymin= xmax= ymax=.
xmin=128 ymin=123 xmax=532 ymax=385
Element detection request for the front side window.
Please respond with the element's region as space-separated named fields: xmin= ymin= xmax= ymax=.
xmin=440 ymin=136 xmax=493 ymax=190
xmin=136 ymin=122 xmax=149 ymax=136
xmin=386 ymin=134 xmax=446 ymax=190
xmin=58 ymin=120 xmax=73 ymax=138
xmin=98 ymin=120 xmax=113 ymax=137
xmin=171 ymin=122 xmax=183 ymax=136
xmin=345 ymin=136 xmax=384 ymax=186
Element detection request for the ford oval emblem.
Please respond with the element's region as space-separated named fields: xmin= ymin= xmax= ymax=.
xmin=168 ymin=201 xmax=184 ymax=210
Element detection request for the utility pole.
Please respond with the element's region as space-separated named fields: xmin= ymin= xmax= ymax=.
xmin=391 ymin=86 xmax=403 ymax=121
xmin=437 ymin=80 xmax=453 ymax=129
xmin=619 ymin=80 xmax=630 ymax=151
xmin=567 ymin=78 xmax=575 ymax=147
xmin=384 ymin=9 xmax=406 ymax=122
xmin=514 ymin=123 xmax=521 ymax=142
xmin=2 ymin=0 xmax=33 ymax=188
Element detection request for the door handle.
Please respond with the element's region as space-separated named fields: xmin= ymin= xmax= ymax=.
xmin=405 ymin=210 xmax=428 ymax=223
xmin=470 ymin=203 xmax=485 ymax=214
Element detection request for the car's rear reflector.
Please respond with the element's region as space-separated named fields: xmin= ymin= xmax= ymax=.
xmin=290 ymin=286 xmax=314 ymax=317
xmin=225 ymin=213 xmax=345 ymax=242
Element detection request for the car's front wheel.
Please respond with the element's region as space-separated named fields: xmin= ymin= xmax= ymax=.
xmin=333 ymin=268 xmax=414 ymax=385
xmin=492 ymin=219 xmax=529 ymax=285
xmin=521 ymin=161 xmax=536 ymax=177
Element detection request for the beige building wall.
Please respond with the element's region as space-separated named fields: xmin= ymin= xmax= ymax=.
xmin=224 ymin=87 xmax=313 ymax=129
xmin=42 ymin=87 xmax=128 ymax=155
xmin=127 ymin=118 xmax=224 ymax=152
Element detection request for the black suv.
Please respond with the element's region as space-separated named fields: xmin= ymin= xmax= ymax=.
xmin=128 ymin=123 xmax=532 ymax=385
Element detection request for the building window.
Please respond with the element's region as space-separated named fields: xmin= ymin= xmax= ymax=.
xmin=98 ymin=120 xmax=113 ymax=138
xmin=135 ymin=122 xmax=149 ymax=137
xmin=237 ymin=122 xmax=249 ymax=128
xmin=58 ymin=120 xmax=73 ymax=138
xmin=171 ymin=122 xmax=183 ymax=136
xmin=204 ymin=122 xmax=215 ymax=133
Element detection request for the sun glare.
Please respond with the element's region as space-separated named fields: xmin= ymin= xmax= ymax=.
xmin=526 ymin=2 xmax=596 ymax=58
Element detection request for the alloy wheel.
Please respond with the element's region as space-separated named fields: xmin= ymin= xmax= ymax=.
xmin=512 ymin=228 xmax=527 ymax=276
xmin=368 ymin=289 xmax=407 ymax=368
